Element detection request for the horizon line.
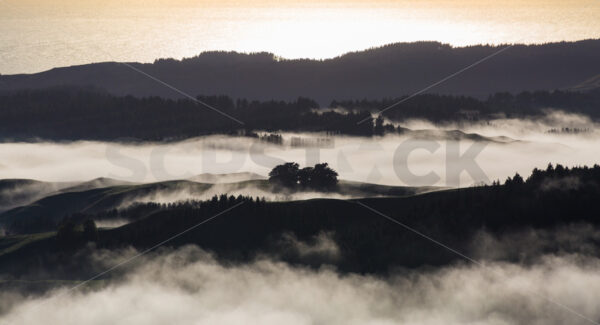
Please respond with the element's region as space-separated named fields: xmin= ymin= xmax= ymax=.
xmin=2 ymin=38 xmax=599 ymax=76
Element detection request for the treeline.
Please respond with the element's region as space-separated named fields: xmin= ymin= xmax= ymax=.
xmin=3 ymin=40 xmax=599 ymax=103
xmin=110 ymin=164 xmax=600 ymax=272
xmin=11 ymin=163 xmax=593 ymax=276
xmin=2 ymin=164 xmax=600 ymax=277
xmin=333 ymin=89 xmax=600 ymax=123
xmin=73 ymin=194 xmax=266 ymax=227
xmin=0 ymin=87 xmax=374 ymax=141
xmin=500 ymin=163 xmax=600 ymax=189
xmin=268 ymin=162 xmax=339 ymax=190
xmin=1 ymin=87 xmax=599 ymax=141
xmin=55 ymin=195 xmax=265 ymax=245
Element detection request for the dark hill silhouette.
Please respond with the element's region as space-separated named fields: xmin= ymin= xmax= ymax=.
xmin=1 ymin=87 xmax=598 ymax=142
xmin=1 ymin=164 xmax=599 ymax=277
xmin=0 ymin=178 xmax=437 ymax=234
xmin=570 ymin=73 xmax=600 ymax=92
xmin=0 ymin=179 xmax=78 ymax=213
xmin=1 ymin=40 xmax=600 ymax=103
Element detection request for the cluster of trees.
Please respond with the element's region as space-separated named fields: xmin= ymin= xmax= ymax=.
xmin=333 ymin=89 xmax=600 ymax=123
xmin=547 ymin=127 xmax=592 ymax=134
xmin=54 ymin=195 xmax=265 ymax=246
xmin=3 ymin=163 xmax=600 ymax=276
xmin=41 ymin=164 xmax=599 ymax=274
xmin=258 ymin=133 xmax=283 ymax=144
xmin=3 ymin=40 xmax=599 ymax=104
xmin=56 ymin=218 xmax=98 ymax=245
xmin=1 ymin=87 xmax=598 ymax=142
xmin=0 ymin=87 xmax=376 ymax=141
xmin=268 ymin=162 xmax=339 ymax=190
xmin=64 ymin=194 xmax=267 ymax=230
xmin=498 ymin=163 xmax=600 ymax=189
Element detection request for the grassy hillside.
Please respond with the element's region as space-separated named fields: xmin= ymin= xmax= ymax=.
xmin=1 ymin=168 xmax=599 ymax=278
xmin=0 ymin=179 xmax=77 ymax=213
xmin=0 ymin=179 xmax=436 ymax=234
xmin=1 ymin=165 xmax=597 ymax=280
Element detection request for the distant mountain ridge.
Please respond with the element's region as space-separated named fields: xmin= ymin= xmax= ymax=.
xmin=1 ymin=40 xmax=599 ymax=104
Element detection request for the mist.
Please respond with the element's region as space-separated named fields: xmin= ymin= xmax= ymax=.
xmin=0 ymin=181 xmax=70 ymax=212
xmin=117 ymin=183 xmax=368 ymax=209
xmin=400 ymin=110 xmax=600 ymax=142
xmin=2 ymin=244 xmax=600 ymax=325
xmin=0 ymin=114 xmax=598 ymax=187
xmin=94 ymin=219 xmax=130 ymax=228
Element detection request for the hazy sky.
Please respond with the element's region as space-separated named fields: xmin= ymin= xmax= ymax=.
xmin=1 ymin=0 xmax=599 ymax=74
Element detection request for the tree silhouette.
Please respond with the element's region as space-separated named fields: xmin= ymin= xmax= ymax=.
xmin=83 ymin=219 xmax=98 ymax=242
xmin=309 ymin=163 xmax=339 ymax=190
xmin=373 ymin=115 xmax=385 ymax=136
xmin=297 ymin=167 xmax=313 ymax=187
xmin=269 ymin=162 xmax=338 ymax=190
xmin=56 ymin=218 xmax=78 ymax=245
xmin=268 ymin=162 xmax=300 ymax=187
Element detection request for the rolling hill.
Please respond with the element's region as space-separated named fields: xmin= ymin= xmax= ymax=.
xmin=0 ymin=178 xmax=439 ymax=235
xmin=1 ymin=40 xmax=599 ymax=104
xmin=0 ymin=179 xmax=76 ymax=213
xmin=0 ymin=178 xmax=137 ymax=214
xmin=1 ymin=164 xmax=599 ymax=279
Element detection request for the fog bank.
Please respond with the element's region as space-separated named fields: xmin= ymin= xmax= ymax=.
xmin=2 ymin=245 xmax=600 ymax=325
xmin=0 ymin=116 xmax=598 ymax=187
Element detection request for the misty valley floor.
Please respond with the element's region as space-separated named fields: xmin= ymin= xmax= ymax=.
xmin=3 ymin=245 xmax=600 ymax=325
xmin=2 ymin=3 xmax=600 ymax=323
xmin=2 ymin=166 xmax=600 ymax=324
xmin=0 ymin=126 xmax=600 ymax=324
xmin=1 ymin=92 xmax=600 ymax=324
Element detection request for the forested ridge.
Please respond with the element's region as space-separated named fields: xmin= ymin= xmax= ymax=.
xmin=0 ymin=87 xmax=599 ymax=141
xmin=336 ymin=89 xmax=600 ymax=123
xmin=2 ymin=40 xmax=599 ymax=103
xmin=1 ymin=164 xmax=599 ymax=276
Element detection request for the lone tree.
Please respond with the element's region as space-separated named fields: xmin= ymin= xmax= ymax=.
xmin=268 ymin=162 xmax=339 ymax=190
xmin=56 ymin=218 xmax=78 ymax=245
xmin=309 ymin=163 xmax=339 ymax=189
xmin=297 ymin=167 xmax=313 ymax=187
xmin=83 ymin=219 xmax=98 ymax=242
xmin=505 ymin=172 xmax=524 ymax=187
xmin=268 ymin=162 xmax=300 ymax=187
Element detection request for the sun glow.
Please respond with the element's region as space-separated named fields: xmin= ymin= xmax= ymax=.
xmin=1 ymin=0 xmax=598 ymax=73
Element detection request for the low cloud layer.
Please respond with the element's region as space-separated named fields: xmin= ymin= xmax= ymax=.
xmin=0 ymin=180 xmax=73 ymax=212
xmin=119 ymin=185 xmax=364 ymax=208
xmin=0 ymin=116 xmax=599 ymax=187
xmin=2 ymin=245 xmax=600 ymax=325
xmin=470 ymin=224 xmax=600 ymax=263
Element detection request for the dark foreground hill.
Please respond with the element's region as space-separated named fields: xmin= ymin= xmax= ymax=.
xmin=0 ymin=164 xmax=599 ymax=280
xmin=1 ymin=40 xmax=599 ymax=103
xmin=0 ymin=178 xmax=136 ymax=214
xmin=0 ymin=179 xmax=436 ymax=234
xmin=0 ymin=179 xmax=77 ymax=213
